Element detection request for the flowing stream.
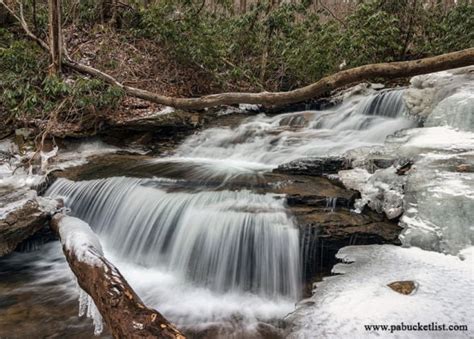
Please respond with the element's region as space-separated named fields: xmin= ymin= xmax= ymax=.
xmin=1 ymin=87 xmax=417 ymax=337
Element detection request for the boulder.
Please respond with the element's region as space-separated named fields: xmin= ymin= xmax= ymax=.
xmin=0 ymin=191 xmax=59 ymax=257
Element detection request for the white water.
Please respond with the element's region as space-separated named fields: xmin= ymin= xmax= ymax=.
xmin=174 ymin=89 xmax=415 ymax=167
xmin=47 ymin=177 xmax=300 ymax=298
xmin=39 ymin=87 xmax=417 ymax=334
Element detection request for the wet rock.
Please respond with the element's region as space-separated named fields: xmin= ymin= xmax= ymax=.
xmin=456 ymin=164 xmax=472 ymax=173
xmin=387 ymin=281 xmax=417 ymax=295
xmin=396 ymin=160 xmax=413 ymax=175
xmin=298 ymin=208 xmax=401 ymax=242
xmin=0 ymin=192 xmax=59 ymax=257
xmin=297 ymin=205 xmax=402 ymax=284
xmin=0 ymin=201 xmax=47 ymax=256
xmin=274 ymin=157 xmax=351 ymax=176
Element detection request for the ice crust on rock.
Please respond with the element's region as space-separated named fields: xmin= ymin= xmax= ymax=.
xmin=287 ymin=244 xmax=474 ymax=338
xmin=339 ymin=166 xmax=405 ymax=219
xmin=339 ymin=67 xmax=474 ymax=254
xmin=425 ymin=90 xmax=474 ymax=131
xmin=404 ymin=66 xmax=474 ymax=119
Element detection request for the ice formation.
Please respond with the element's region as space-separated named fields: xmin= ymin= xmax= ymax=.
xmin=78 ymin=287 xmax=103 ymax=335
xmin=404 ymin=66 xmax=474 ymax=118
xmin=57 ymin=216 xmax=105 ymax=334
xmin=339 ymin=67 xmax=474 ymax=254
xmin=288 ymin=68 xmax=474 ymax=336
xmin=287 ymin=244 xmax=474 ymax=338
xmin=56 ymin=216 xmax=104 ymax=267
xmin=339 ymin=166 xmax=405 ymax=219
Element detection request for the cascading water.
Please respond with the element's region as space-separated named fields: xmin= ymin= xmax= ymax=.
xmin=171 ymin=88 xmax=415 ymax=170
xmin=7 ymin=87 xmax=418 ymax=336
xmin=46 ymin=177 xmax=300 ymax=299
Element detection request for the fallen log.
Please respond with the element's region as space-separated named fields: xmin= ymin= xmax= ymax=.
xmin=50 ymin=214 xmax=185 ymax=339
xmin=2 ymin=0 xmax=474 ymax=111
xmin=65 ymin=49 xmax=474 ymax=110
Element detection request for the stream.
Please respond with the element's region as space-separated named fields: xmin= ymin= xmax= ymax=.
xmin=1 ymin=71 xmax=472 ymax=338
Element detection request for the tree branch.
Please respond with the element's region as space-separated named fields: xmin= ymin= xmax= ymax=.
xmin=2 ymin=1 xmax=474 ymax=111
xmin=51 ymin=214 xmax=186 ymax=339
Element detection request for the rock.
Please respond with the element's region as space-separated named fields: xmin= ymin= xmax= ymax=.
xmin=387 ymin=280 xmax=417 ymax=295
xmin=456 ymin=164 xmax=472 ymax=172
xmin=297 ymin=208 xmax=402 ymax=242
xmin=396 ymin=160 xmax=413 ymax=175
xmin=295 ymin=201 xmax=402 ymax=283
xmin=0 ymin=192 xmax=59 ymax=257
xmin=267 ymin=171 xmax=402 ymax=283
xmin=274 ymin=157 xmax=351 ymax=176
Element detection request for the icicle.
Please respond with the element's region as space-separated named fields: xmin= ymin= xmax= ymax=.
xmin=78 ymin=285 xmax=103 ymax=335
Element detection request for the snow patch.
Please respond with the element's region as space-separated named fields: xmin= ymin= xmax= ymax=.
xmin=57 ymin=216 xmax=104 ymax=266
xmin=287 ymin=245 xmax=474 ymax=338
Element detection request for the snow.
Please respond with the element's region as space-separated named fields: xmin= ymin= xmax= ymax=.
xmin=153 ymin=106 xmax=175 ymax=115
xmin=339 ymin=167 xmax=405 ymax=219
xmin=396 ymin=127 xmax=474 ymax=153
xmin=57 ymin=215 xmax=104 ymax=266
xmin=57 ymin=216 xmax=104 ymax=335
xmin=287 ymin=244 xmax=474 ymax=338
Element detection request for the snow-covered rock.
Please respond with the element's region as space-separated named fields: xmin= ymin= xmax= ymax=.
xmin=339 ymin=166 xmax=405 ymax=219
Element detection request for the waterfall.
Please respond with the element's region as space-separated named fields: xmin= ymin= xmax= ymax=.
xmin=41 ymin=87 xmax=417 ymax=331
xmin=357 ymin=89 xmax=408 ymax=118
xmin=173 ymin=89 xmax=416 ymax=168
xmin=46 ymin=177 xmax=301 ymax=299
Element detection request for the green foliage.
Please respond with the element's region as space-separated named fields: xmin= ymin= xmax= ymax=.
xmin=0 ymin=29 xmax=123 ymax=123
xmin=131 ymin=0 xmax=473 ymax=91
xmin=341 ymin=2 xmax=403 ymax=66
xmin=2 ymin=0 xmax=472 ymax=116
xmin=419 ymin=3 xmax=474 ymax=55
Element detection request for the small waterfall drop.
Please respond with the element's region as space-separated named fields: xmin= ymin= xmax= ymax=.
xmin=46 ymin=177 xmax=301 ymax=299
xmin=357 ymin=89 xmax=408 ymax=118
xmin=173 ymin=88 xmax=416 ymax=169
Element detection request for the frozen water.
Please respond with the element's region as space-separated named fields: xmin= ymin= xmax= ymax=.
xmin=287 ymin=244 xmax=474 ymax=338
xmin=404 ymin=66 xmax=474 ymax=119
xmin=56 ymin=215 xmax=105 ymax=334
xmin=340 ymin=68 xmax=474 ymax=254
xmin=339 ymin=166 xmax=405 ymax=219
xmin=425 ymin=90 xmax=474 ymax=131
xmin=56 ymin=215 xmax=104 ymax=267
xmin=78 ymin=287 xmax=103 ymax=335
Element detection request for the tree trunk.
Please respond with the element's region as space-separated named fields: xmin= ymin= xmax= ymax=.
xmin=48 ymin=0 xmax=62 ymax=75
xmin=50 ymin=214 xmax=186 ymax=339
xmin=240 ymin=0 xmax=246 ymax=13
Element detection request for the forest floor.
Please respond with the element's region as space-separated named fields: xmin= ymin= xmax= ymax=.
xmin=64 ymin=26 xmax=222 ymax=122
